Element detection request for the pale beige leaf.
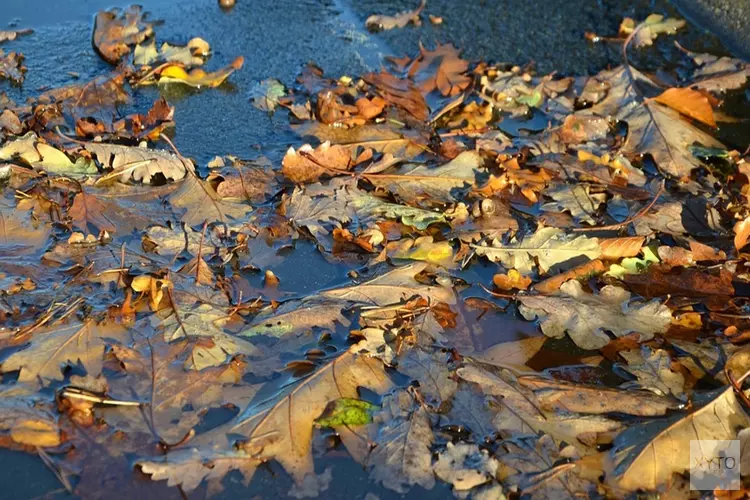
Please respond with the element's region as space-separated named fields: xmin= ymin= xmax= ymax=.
xmin=518 ymin=280 xmax=672 ymax=350
xmin=473 ymin=227 xmax=601 ymax=275
xmin=610 ymin=386 xmax=750 ymax=491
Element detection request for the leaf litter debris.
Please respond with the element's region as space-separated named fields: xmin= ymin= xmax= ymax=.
xmin=2 ymin=4 xmax=750 ymax=500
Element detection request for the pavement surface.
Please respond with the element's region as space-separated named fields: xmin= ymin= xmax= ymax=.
xmin=0 ymin=0 xmax=747 ymax=498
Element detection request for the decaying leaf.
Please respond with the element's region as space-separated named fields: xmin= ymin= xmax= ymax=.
xmin=366 ymin=390 xmax=435 ymax=493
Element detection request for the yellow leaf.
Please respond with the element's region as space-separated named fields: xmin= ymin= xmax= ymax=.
xmin=157 ymin=56 xmax=243 ymax=88
xmin=492 ymin=269 xmax=531 ymax=291
xmin=653 ymin=87 xmax=716 ymax=127
xmin=11 ymin=418 xmax=61 ymax=447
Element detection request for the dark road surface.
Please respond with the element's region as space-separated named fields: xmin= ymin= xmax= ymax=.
xmin=0 ymin=0 xmax=746 ymax=498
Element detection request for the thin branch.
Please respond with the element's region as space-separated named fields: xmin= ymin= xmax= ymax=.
xmin=571 ymin=181 xmax=664 ymax=232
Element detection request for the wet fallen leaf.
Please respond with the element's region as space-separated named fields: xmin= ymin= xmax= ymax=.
xmin=281 ymin=141 xmax=353 ymax=184
xmin=0 ymin=50 xmax=25 ymax=84
xmin=134 ymin=37 xmax=210 ymax=67
xmin=365 ymin=390 xmax=435 ymax=493
xmin=518 ymin=280 xmax=672 ymax=349
xmin=93 ymin=6 xmax=154 ymax=64
xmin=473 ymin=227 xmax=601 ymax=275
xmin=493 ymin=269 xmax=532 ymax=291
xmin=366 ymin=0 xmax=425 ymax=32
xmin=148 ymin=56 xmax=244 ymax=88
xmin=609 ymin=385 xmax=749 ymax=491
xmin=653 ymin=87 xmax=717 ymax=127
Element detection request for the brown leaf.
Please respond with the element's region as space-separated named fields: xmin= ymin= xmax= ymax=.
xmin=0 ymin=50 xmax=26 ymax=84
xmin=281 ymin=142 xmax=353 ymax=184
xmin=408 ymin=43 xmax=471 ymax=97
xmin=653 ymin=87 xmax=717 ymax=127
xmin=68 ymin=192 xmax=147 ymax=234
xmin=533 ymin=259 xmax=605 ymax=294
xmin=735 ymin=217 xmax=750 ymax=252
xmin=598 ymin=236 xmax=645 ymax=259
xmin=93 ymin=6 xmax=154 ymax=65
xmin=365 ymin=0 xmax=425 ymax=32
xmin=518 ymin=377 xmax=680 ymax=416
xmin=363 ymin=71 xmax=429 ymax=121
xmin=624 ymin=267 xmax=734 ymax=298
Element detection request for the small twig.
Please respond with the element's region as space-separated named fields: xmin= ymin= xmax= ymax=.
xmin=196 ymin=220 xmax=208 ymax=282
xmin=132 ymin=62 xmax=174 ymax=87
xmin=571 ymin=181 xmax=664 ymax=232
xmin=479 ymin=283 xmax=517 ymax=299
xmin=298 ymin=150 xmax=355 ymax=176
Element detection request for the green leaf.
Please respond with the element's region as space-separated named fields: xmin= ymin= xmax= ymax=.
xmin=606 ymin=245 xmax=659 ymax=279
xmin=315 ymin=398 xmax=379 ymax=428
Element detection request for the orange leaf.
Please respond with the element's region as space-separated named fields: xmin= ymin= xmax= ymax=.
xmin=533 ymin=259 xmax=605 ymax=294
xmin=653 ymin=87 xmax=716 ymax=127
xmin=599 ymin=236 xmax=645 ymax=259
xmin=735 ymin=218 xmax=750 ymax=252
xmin=493 ymin=269 xmax=531 ymax=291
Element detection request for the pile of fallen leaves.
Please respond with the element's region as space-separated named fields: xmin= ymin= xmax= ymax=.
xmin=2 ymin=6 xmax=750 ymax=499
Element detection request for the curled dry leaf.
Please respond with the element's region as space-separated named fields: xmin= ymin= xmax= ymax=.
xmin=146 ymin=56 xmax=244 ymax=88
xmin=532 ymin=259 xmax=605 ymax=294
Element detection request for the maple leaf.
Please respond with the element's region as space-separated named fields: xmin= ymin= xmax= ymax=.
xmin=169 ymin=174 xmax=251 ymax=226
xmin=518 ymin=280 xmax=672 ymax=349
xmin=407 ymin=43 xmax=471 ymax=97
